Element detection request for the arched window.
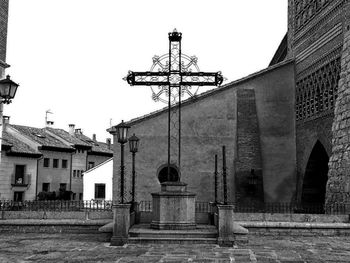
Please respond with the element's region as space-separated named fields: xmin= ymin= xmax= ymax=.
xmin=157 ymin=164 xmax=179 ymax=183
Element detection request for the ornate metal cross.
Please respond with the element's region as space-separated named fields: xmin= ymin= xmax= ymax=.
xmin=125 ymin=29 xmax=223 ymax=181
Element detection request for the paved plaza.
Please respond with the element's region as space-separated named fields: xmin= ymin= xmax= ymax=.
xmin=0 ymin=233 xmax=349 ymax=262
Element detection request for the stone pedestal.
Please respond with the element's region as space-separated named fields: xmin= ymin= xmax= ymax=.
xmin=217 ymin=205 xmax=248 ymax=247
xmin=151 ymin=182 xmax=196 ymax=230
xmin=110 ymin=203 xmax=131 ymax=246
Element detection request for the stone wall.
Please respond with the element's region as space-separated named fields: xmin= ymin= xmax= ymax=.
xmin=111 ymin=61 xmax=296 ymax=204
xmin=326 ymin=10 xmax=350 ymax=207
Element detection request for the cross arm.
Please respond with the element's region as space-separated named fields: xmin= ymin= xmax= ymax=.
xmin=125 ymin=71 xmax=169 ymax=86
xmin=180 ymin=72 xmax=223 ymax=86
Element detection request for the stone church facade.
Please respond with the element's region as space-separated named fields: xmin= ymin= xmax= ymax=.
xmin=110 ymin=0 xmax=350 ymax=208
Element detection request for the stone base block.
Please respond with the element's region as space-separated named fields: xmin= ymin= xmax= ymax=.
xmin=110 ymin=236 xmax=128 ymax=246
xmin=151 ymin=182 xmax=196 ymax=230
xmin=150 ymin=221 xmax=196 ymax=230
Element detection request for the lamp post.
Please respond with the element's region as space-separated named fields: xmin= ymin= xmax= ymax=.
xmin=0 ymin=75 xmax=19 ymax=165
xmin=114 ymin=120 xmax=130 ymax=204
xmin=128 ymin=133 xmax=139 ymax=210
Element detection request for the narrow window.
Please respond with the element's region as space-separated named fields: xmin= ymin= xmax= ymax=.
xmin=59 ymin=183 xmax=67 ymax=191
xmin=43 ymin=158 xmax=50 ymax=167
xmin=53 ymin=159 xmax=59 ymax=168
xmin=94 ymin=184 xmax=106 ymax=199
xmin=88 ymin=162 xmax=95 ymax=169
xmin=62 ymin=159 xmax=68 ymax=169
xmin=42 ymin=183 xmax=50 ymax=192
xmin=14 ymin=165 xmax=25 ymax=185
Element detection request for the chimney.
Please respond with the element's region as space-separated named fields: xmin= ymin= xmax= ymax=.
xmin=75 ymin=128 xmax=82 ymax=135
xmin=68 ymin=124 xmax=75 ymax=135
xmin=46 ymin=121 xmax=54 ymax=127
xmin=106 ymin=138 xmax=111 ymax=149
xmin=92 ymin=134 xmax=97 ymax=141
xmin=3 ymin=116 xmax=10 ymax=125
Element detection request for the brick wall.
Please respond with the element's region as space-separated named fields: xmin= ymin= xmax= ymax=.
xmin=295 ymin=116 xmax=333 ymax=202
xmin=235 ymin=89 xmax=264 ymax=204
xmin=0 ymin=0 xmax=8 ymax=62
xmin=326 ymin=10 xmax=350 ymax=206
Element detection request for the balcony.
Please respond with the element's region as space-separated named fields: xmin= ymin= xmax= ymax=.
xmin=11 ymin=174 xmax=31 ymax=187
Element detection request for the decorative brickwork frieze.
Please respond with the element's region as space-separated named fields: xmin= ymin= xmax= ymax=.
xmin=294 ymin=0 xmax=331 ymax=32
xmin=296 ymin=56 xmax=341 ymax=121
xmin=326 ymin=18 xmax=350 ymax=207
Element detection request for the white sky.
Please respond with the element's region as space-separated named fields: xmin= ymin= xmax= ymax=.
xmin=5 ymin=0 xmax=287 ymax=141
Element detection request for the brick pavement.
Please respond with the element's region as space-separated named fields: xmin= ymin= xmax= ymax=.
xmin=0 ymin=233 xmax=349 ymax=262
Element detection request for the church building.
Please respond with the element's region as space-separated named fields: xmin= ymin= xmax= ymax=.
xmin=110 ymin=0 xmax=350 ymax=209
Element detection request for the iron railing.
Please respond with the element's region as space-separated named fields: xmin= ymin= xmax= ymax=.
xmin=137 ymin=201 xmax=348 ymax=215
xmin=1 ymin=200 xmax=347 ymax=214
xmin=195 ymin=202 xmax=211 ymax=213
xmin=138 ymin=201 xmax=152 ymax=212
xmin=232 ymin=202 xmax=347 ymax=215
xmin=0 ymin=200 xmax=113 ymax=211
xmin=11 ymin=174 xmax=31 ymax=187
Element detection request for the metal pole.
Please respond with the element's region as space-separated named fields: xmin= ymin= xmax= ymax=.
xmin=178 ymin=38 xmax=182 ymax=181
xmin=222 ymin=146 xmax=227 ymax=205
xmin=214 ymin=154 xmax=218 ymax=203
xmin=120 ymin=143 xmax=125 ymax=204
xmin=132 ymin=152 xmax=136 ymax=204
xmin=0 ymin=103 xmax=3 ymax=167
xmin=167 ymin=36 xmax=171 ymax=182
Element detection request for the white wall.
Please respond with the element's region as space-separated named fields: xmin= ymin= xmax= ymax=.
xmin=83 ymin=158 xmax=112 ymax=200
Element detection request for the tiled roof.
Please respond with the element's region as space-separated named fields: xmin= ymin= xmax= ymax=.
xmin=74 ymin=133 xmax=113 ymax=155
xmin=2 ymin=130 xmax=42 ymax=156
xmin=45 ymin=127 xmax=91 ymax=147
xmin=11 ymin=125 xmax=74 ymax=151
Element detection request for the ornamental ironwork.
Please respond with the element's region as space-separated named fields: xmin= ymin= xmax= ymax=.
xmin=296 ymin=57 xmax=341 ymax=121
xmin=125 ymin=29 xmax=223 ymax=181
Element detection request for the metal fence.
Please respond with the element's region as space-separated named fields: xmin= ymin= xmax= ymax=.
xmin=232 ymin=202 xmax=347 ymax=215
xmin=1 ymin=200 xmax=347 ymax=214
xmin=138 ymin=201 xmax=152 ymax=212
xmin=137 ymin=201 xmax=348 ymax=215
xmin=0 ymin=200 xmax=113 ymax=211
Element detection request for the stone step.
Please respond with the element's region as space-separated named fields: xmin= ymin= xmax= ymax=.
xmin=128 ymin=236 xmax=218 ymax=244
xmin=128 ymin=224 xmax=218 ymax=243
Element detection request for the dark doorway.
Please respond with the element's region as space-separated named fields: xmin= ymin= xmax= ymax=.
xmin=301 ymin=141 xmax=329 ymax=205
xmin=14 ymin=192 xmax=24 ymax=202
xmin=158 ymin=165 xmax=179 ymax=183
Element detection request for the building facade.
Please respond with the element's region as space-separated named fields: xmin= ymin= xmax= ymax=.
xmin=110 ymin=1 xmax=350 ymax=209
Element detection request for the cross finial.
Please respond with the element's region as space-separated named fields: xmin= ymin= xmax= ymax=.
xmin=169 ymin=28 xmax=182 ymax=41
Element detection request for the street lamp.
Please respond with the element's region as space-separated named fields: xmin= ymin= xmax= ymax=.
xmin=114 ymin=120 xmax=130 ymax=204
xmin=0 ymin=75 xmax=19 ymax=104
xmin=0 ymin=75 xmax=19 ymax=164
xmin=128 ymin=133 xmax=139 ymax=209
